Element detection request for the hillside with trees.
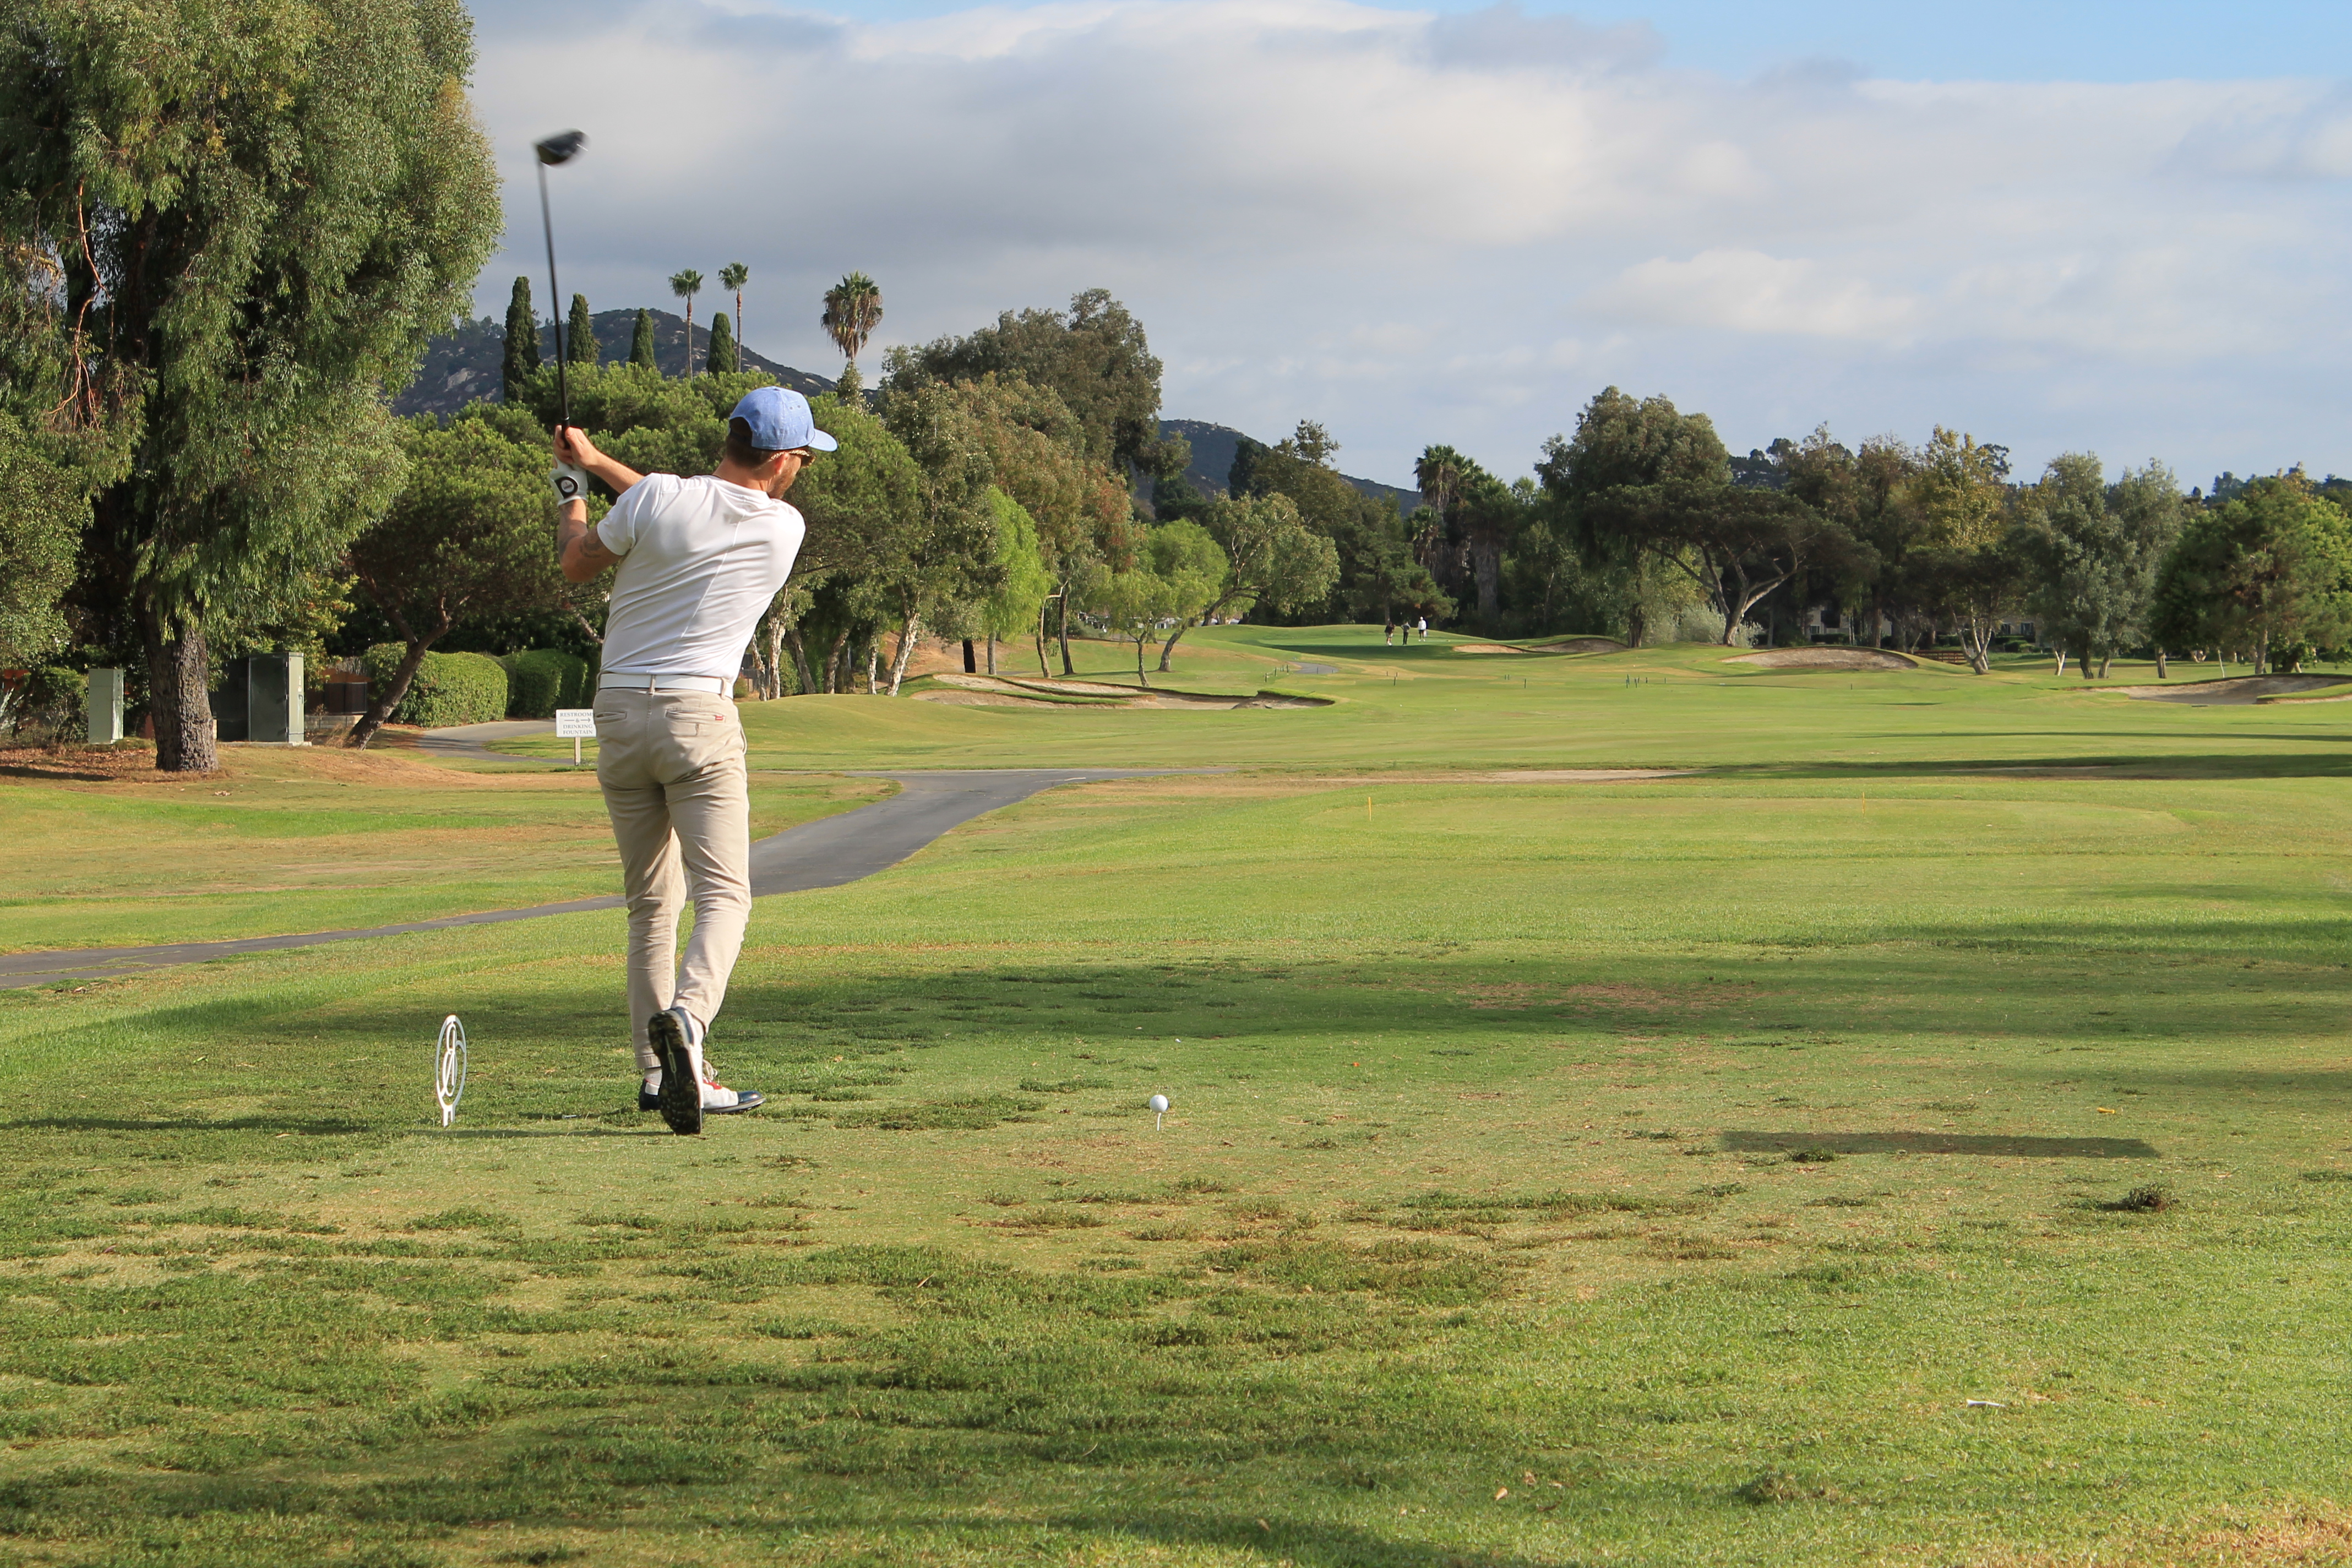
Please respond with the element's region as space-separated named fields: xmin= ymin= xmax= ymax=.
xmin=398 ymin=306 xmax=831 ymax=418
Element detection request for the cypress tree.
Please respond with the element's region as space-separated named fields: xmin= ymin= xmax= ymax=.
xmin=705 ymin=311 xmax=737 ymax=374
xmin=502 ymin=276 xmax=538 ymax=400
xmin=630 ymin=308 xmax=657 ymax=370
xmin=567 ymin=293 xmax=597 ymax=364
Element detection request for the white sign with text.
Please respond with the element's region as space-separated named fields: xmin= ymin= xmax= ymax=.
xmin=554 ymin=709 xmax=597 ymax=738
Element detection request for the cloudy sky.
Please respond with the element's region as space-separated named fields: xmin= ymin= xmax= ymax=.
xmin=467 ymin=0 xmax=2351 ymax=489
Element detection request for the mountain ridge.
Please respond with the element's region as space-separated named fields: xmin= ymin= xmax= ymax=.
xmin=395 ymin=308 xmax=834 ymax=418
xmin=394 ymin=318 xmax=1417 ymax=514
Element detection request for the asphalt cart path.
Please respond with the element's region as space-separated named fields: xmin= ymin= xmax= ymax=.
xmin=0 ymin=766 xmax=1191 ymax=990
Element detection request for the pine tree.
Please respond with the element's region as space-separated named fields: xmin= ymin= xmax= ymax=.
xmin=502 ymin=276 xmax=539 ymax=400
xmin=567 ymin=293 xmax=597 ymax=364
xmin=630 ymin=308 xmax=657 ymax=369
xmin=705 ymin=312 xmax=737 ymax=374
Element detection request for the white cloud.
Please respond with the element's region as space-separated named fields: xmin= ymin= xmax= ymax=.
xmin=467 ymin=0 xmax=2352 ymax=485
xmin=1598 ymin=250 xmax=1920 ymax=340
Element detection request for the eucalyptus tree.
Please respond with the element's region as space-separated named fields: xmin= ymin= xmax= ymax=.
xmin=926 ymin=374 xmax=1131 ymax=676
xmin=0 ymin=412 xmax=85 ymax=672
xmin=2150 ymin=473 xmax=2352 ymax=676
xmin=2016 ymin=455 xmax=2187 ymax=678
xmin=669 ymin=269 xmax=705 ymax=374
xmin=1534 ymin=387 xmax=1730 ymax=645
xmin=885 ymin=288 xmax=1188 ymax=480
xmin=1157 ymin=493 xmax=1337 ymax=669
xmin=977 ymin=489 xmax=1053 ymax=676
xmin=822 ymin=271 xmax=884 ymax=399
xmin=344 ymin=416 xmax=566 ymax=748
xmin=0 ymin=0 xmax=501 ymax=770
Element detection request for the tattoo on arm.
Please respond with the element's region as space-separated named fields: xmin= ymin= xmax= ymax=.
xmin=558 ymin=504 xmax=621 ymax=582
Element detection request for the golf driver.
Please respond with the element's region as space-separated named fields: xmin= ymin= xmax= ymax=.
xmin=533 ymin=130 xmax=587 ymax=430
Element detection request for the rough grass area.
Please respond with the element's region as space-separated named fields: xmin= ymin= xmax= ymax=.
xmin=1 ymin=660 xmax=2348 ymax=1564
xmin=0 ymin=752 xmax=890 ymax=950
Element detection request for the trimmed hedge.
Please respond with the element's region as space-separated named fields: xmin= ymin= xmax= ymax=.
xmin=500 ymin=649 xmax=592 ymax=718
xmin=362 ymin=644 xmax=509 ymax=727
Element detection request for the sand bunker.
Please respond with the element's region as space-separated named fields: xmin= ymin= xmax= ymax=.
xmin=2108 ymin=674 xmax=2344 ymax=704
xmin=1525 ymin=637 xmax=1627 ymax=654
xmin=1727 ymin=647 xmax=1919 ymax=671
xmin=917 ymin=674 xmax=1329 ymax=710
xmin=1481 ymin=769 xmax=1694 ymax=782
xmin=1453 ymin=637 xmax=1627 ymax=655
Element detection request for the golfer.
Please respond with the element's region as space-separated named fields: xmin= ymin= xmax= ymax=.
xmin=552 ymin=387 xmax=834 ymax=1134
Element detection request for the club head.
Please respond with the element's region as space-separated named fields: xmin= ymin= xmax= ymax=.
xmin=534 ymin=130 xmax=587 ymax=166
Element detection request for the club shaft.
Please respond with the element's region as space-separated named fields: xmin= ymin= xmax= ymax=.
xmin=538 ymin=161 xmax=570 ymax=428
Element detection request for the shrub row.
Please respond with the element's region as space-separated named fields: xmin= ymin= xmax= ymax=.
xmin=500 ymin=649 xmax=594 ymax=718
xmin=361 ymin=645 xmax=509 ymax=727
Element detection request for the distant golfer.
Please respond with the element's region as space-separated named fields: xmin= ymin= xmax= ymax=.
xmin=552 ymin=387 xmax=835 ymax=1134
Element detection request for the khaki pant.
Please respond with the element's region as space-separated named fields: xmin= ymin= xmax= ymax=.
xmin=591 ymin=687 xmax=752 ymax=1070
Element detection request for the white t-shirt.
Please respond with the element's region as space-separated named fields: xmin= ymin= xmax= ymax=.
xmin=596 ymin=473 xmax=805 ymax=679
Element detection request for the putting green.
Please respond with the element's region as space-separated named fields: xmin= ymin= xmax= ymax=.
xmin=0 ymin=643 xmax=2346 ymax=1565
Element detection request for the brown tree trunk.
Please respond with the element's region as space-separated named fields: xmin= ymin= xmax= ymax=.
xmin=2154 ymin=646 xmax=2167 ymax=679
xmin=1057 ymin=590 xmax=1075 ymax=676
xmin=1626 ymin=603 xmax=1646 ymax=649
xmin=1035 ymin=608 xmax=1050 ymax=677
xmin=140 ymin=604 xmax=216 ymax=773
xmin=865 ymin=643 xmax=879 ymax=693
xmin=986 ymin=636 xmax=997 ymax=676
xmin=347 ymin=634 xmax=443 ymax=749
xmin=783 ymin=625 xmax=816 ymax=695
xmin=961 ymin=638 xmax=976 ymax=673
xmin=2097 ymin=651 xmax=2112 ymax=679
xmin=1157 ymin=615 xmax=1203 ymax=672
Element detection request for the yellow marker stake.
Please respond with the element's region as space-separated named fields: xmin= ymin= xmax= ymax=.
xmin=1366 ymin=795 xmax=1373 ymax=821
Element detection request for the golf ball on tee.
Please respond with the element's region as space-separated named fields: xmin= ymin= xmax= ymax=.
xmin=1148 ymin=1094 xmax=1169 ymax=1114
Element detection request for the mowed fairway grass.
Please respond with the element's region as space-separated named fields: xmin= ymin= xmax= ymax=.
xmin=2 ymin=637 xmax=2349 ymax=1566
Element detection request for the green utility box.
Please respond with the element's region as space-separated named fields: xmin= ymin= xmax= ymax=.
xmin=211 ymin=654 xmax=306 ymax=745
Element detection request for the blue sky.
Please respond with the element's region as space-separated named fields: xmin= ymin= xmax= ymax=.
xmin=468 ymin=1 xmax=2352 ymax=487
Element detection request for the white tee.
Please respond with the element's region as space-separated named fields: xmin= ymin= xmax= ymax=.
xmin=596 ymin=473 xmax=804 ymax=679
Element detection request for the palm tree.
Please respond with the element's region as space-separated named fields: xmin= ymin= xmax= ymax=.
xmin=820 ymin=271 xmax=883 ymax=396
xmin=669 ymin=269 xmax=704 ymax=374
xmin=1415 ymin=444 xmax=1468 ymax=518
xmin=720 ymin=263 xmax=749 ymax=357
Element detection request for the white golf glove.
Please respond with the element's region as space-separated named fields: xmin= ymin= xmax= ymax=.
xmin=551 ymin=461 xmax=587 ymax=502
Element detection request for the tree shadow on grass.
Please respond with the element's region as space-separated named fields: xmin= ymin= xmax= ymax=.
xmin=1032 ymin=1508 xmax=1581 ymax=1568
xmin=0 ymin=1114 xmax=375 ymax=1136
xmin=1722 ymin=1130 xmax=2159 ymax=1159
xmin=1712 ymin=751 xmax=2352 ymax=783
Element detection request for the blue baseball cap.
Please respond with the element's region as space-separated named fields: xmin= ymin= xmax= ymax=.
xmin=729 ymin=385 xmax=837 ymax=453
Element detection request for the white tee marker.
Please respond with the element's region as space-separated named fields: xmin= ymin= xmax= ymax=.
xmin=1148 ymin=1093 xmax=1169 ymax=1131
xmin=435 ymin=1015 xmax=469 ymax=1128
